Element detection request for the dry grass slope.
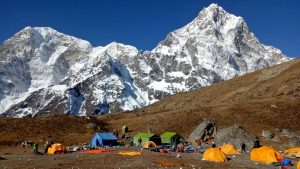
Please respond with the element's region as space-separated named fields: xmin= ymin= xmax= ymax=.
xmin=0 ymin=59 xmax=299 ymax=146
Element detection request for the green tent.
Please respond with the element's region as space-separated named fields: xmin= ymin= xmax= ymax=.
xmin=133 ymin=133 xmax=161 ymax=146
xmin=160 ymin=132 xmax=182 ymax=145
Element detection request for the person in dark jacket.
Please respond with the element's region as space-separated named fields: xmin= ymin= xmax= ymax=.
xmin=241 ymin=143 xmax=247 ymax=153
xmin=138 ymin=137 xmax=142 ymax=147
xmin=252 ymin=139 xmax=261 ymax=149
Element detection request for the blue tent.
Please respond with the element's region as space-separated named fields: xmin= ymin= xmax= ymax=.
xmin=90 ymin=133 xmax=117 ymax=147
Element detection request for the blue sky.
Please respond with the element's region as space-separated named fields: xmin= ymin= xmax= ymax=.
xmin=0 ymin=0 xmax=299 ymax=57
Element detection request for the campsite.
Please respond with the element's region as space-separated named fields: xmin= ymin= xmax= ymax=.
xmin=1 ymin=2 xmax=300 ymax=168
xmin=0 ymin=137 xmax=300 ymax=169
xmin=2 ymin=145 xmax=295 ymax=169
xmin=0 ymin=116 xmax=300 ymax=169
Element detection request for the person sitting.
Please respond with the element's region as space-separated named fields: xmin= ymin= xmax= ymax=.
xmin=195 ymin=139 xmax=202 ymax=147
xmin=177 ymin=143 xmax=184 ymax=152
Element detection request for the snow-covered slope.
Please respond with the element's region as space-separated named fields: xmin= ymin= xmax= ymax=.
xmin=0 ymin=4 xmax=290 ymax=117
xmin=153 ymin=4 xmax=288 ymax=79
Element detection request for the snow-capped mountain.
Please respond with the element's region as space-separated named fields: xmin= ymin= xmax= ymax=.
xmin=0 ymin=4 xmax=289 ymax=117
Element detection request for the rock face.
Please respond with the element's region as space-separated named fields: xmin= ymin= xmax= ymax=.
xmin=0 ymin=4 xmax=290 ymax=117
xmin=188 ymin=120 xmax=216 ymax=144
xmin=214 ymin=125 xmax=256 ymax=151
xmin=188 ymin=122 xmax=255 ymax=151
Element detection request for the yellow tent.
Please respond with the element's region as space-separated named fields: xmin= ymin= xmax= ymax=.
xmin=143 ymin=141 xmax=157 ymax=149
xmin=47 ymin=143 xmax=67 ymax=154
xmin=203 ymin=148 xmax=227 ymax=162
xmin=250 ymin=146 xmax=283 ymax=163
xmin=285 ymin=147 xmax=300 ymax=156
xmin=297 ymin=161 xmax=300 ymax=169
xmin=219 ymin=144 xmax=240 ymax=155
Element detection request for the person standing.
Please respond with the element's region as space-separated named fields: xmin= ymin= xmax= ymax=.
xmin=241 ymin=143 xmax=247 ymax=153
xmin=33 ymin=142 xmax=39 ymax=155
xmin=138 ymin=137 xmax=142 ymax=147
xmin=130 ymin=137 xmax=134 ymax=146
xmin=44 ymin=142 xmax=49 ymax=154
xmin=115 ymin=130 xmax=119 ymax=139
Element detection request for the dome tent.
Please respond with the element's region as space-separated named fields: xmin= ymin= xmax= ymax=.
xmin=218 ymin=144 xmax=240 ymax=155
xmin=47 ymin=143 xmax=67 ymax=154
xmin=203 ymin=148 xmax=227 ymax=162
xmin=285 ymin=147 xmax=300 ymax=156
xmin=133 ymin=133 xmax=161 ymax=146
xmin=160 ymin=132 xmax=182 ymax=145
xmin=90 ymin=133 xmax=117 ymax=147
xmin=143 ymin=141 xmax=157 ymax=149
xmin=250 ymin=146 xmax=283 ymax=163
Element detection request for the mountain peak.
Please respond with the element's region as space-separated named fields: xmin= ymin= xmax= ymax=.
xmin=18 ymin=26 xmax=59 ymax=35
xmin=204 ymin=3 xmax=223 ymax=11
xmin=198 ymin=3 xmax=226 ymax=17
xmin=196 ymin=3 xmax=241 ymax=24
xmin=153 ymin=3 xmax=288 ymax=77
xmin=32 ymin=27 xmax=59 ymax=35
xmin=10 ymin=26 xmax=65 ymax=45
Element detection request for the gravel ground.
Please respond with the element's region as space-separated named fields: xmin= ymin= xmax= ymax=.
xmin=1 ymin=146 xmax=298 ymax=169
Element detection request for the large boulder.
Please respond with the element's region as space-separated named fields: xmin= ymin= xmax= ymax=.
xmin=289 ymin=136 xmax=300 ymax=147
xmin=281 ymin=129 xmax=300 ymax=146
xmin=282 ymin=129 xmax=299 ymax=138
xmin=214 ymin=125 xmax=256 ymax=151
xmin=262 ymin=130 xmax=273 ymax=139
xmin=188 ymin=120 xmax=216 ymax=144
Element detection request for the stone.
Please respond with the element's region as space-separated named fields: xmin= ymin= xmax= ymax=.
xmin=188 ymin=120 xmax=216 ymax=144
xmin=289 ymin=136 xmax=300 ymax=147
xmin=214 ymin=125 xmax=256 ymax=151
xmin=282 ymin=129 xmax=297 ymax=138
xmin=262 ymin=130 xmax=273 ymax=139
xmin=86 ymin=123 xmax=97 ymax=129
xmin=272 ymin=136 xmax=281 ymax=142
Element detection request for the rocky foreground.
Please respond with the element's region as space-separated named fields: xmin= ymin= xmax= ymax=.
xmin=1 ymin=146 xmax=299 ymax=169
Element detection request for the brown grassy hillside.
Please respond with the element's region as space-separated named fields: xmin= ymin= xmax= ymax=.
xmin=0 ymin=116 xmax=108 ymax=145
xmin=0 ymin=59 xmax=299 ymax=145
